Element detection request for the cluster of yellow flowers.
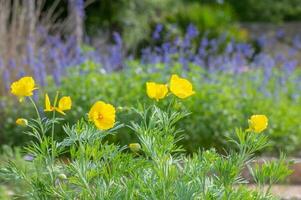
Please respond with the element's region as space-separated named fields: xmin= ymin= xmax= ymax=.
xmin=146 ymin=74 xmax=195 ymax=101
xmin=11 ymin=75 xmax=268 ymax=135
xmin=11 ymin=76 xmax=115 ymax=131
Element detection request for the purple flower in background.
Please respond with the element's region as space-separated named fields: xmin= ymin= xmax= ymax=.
xmin=8 ymin=59 xmax=16 ymax=71
xmin=113 ymin=32 xmax=122 ymax=47
xmin=2 ymin=69 xmax=10 ymax=90
xmin=209 ymin=39 xmax=218 ymax=54
xmin=183 ymin=24 xmax=199 ymax=48
xmin=292 ymin=35 xmax=301 ymax=49
xmin=283 ymin=60 xmax=297 ymax=74
xmin=288 ymin=47 xmax=297 ymax=57
xmin=152 ymin=24 xmax=163 ymax=40
xmin=256 ymin=35 xmax=267 ymax=48
xmin=226 ymin=41 xmax=234 ymax=54
xmin=276 ymin=28 xmax=285 ymax=40
xmin=201 ymin=37 xmax=209 ymax=47
xmin=186 ymin=24 xmax=199 ymax=39
xmin=275 ymin=53 xmax=286 ymax=63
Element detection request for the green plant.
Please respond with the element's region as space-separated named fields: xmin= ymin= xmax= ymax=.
xmin=170 ymin=3 xmax=241 ymax=39
xmin=249 ymin=153 xmax=293 ymax=196
xmin=0 ymin=74 xmax=293 ymax=199
xmin=0 ymin=79 xmax=292 ymax=199
xmin=225 ymin=0 xmax=301 ymax=22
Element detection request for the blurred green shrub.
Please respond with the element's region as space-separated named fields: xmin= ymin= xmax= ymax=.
xmin=1 ymin=61 xmax=301 ymax=155
xmin=225 ymin=0 xmax=301 ymax=22
xmin=168 ymin=3 xmax=243 ymax=40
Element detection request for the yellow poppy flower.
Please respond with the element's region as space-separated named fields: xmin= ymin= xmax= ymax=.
xmin=10 ymin=76 xmax=37 ymax=102
xmin=55 ymin=96 xmax=72 ymax=115
xmin=169 ymin=74 xmax=195 ymax=99
xmin=146 ymin=82 xmax=168 ymax=101
xmin=129 ymin=143 xmax=141 ymax=152
xmin=16 ymin=118 xmax=28 ymax=126
xmin=44 ymin=93 xmax=72 ymax=115
xmin=247 ymin=115 xmax=268 ymax=133
xmin=88 ymin=101 xmax=116 ymax=130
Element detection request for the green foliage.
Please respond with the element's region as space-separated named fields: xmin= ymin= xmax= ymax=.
xmin=225 ymin=0 xmax=301 ymax=22
xmin=0 ymin=95 xmax=291 ymax=199
xmin=249 ymin=153 xmax=293 ymax=196
xmin=169 ymin=3 xmax=241 ymax=39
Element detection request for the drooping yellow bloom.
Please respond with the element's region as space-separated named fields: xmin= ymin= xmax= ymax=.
xmin=247 ymin=115 xmax=268 ymax=133
xmin=146 ymin=82 xmax=168 ymax=101
xmin=55 ymin=96 xmax=72 ymax=115
xmin=169 ymin=74 xmax=195 ymax=99
xmin=88 ymin=101 xmax=116 ymax=130
xmin=16 ymin=118 xmax=28 ymax=126
xmin=11 ymin=76 xmax=37 ymax=102
xmin=44 ymin=93 xmax=72 ymax=115
xmin=44 ymin=93 xmax=53 ymax=112
xmin=129 ymin=143 xmax=141 ymax=152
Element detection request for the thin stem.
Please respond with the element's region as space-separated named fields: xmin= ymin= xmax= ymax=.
xmin=51 ymin=91 xmax=59 ymax=162
xmin=51 ymin=110 xmax=56 ymax=161
xmin=29 ymin=96 xmax=41 ymax=121
xmin=265 ymin=181 xmax=273 ymax=197
xmin=28 ymin=96 xmax=44 ymax=136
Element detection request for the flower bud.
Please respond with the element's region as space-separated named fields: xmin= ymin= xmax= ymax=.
xmin=129 ymin=143 xmax=141 ymax=152
xmin=16 ymin=118 xmax=28 ymax=127
xmin=58 ymin=173 xmax=67 ymax=180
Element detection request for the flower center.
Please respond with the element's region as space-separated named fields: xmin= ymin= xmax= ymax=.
xmin=97 ymin=113 xmax=103 ymax=120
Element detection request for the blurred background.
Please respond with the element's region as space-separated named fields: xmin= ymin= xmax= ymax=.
xmin=1 ymin=0 xmax=301 ymax=156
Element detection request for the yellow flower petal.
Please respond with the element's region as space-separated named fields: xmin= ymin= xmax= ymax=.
xmin=58 ymin=96 xmax=72 ymax=111
xmin=146 ymin=82 xmax=168 ymax=101
xmin=170 ymin=74 xmax=195 ymax=99
xmin=247 ymin=115 xmax=268 ymax=133
xmin=88 ymin=101 xmax=116 ymax=130
xmin=11 ymin=76 xmax=37 ymax=99
xmin=44 ymin=93 xmax=53 ymax=112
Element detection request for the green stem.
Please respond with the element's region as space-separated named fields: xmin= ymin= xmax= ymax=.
xmin=51 ymin=91 xmax=59 ymax=162
xmin=28 ymin=96 xmax=44 ymax=136
xmin=29 ymin=96 xmax=41 ymax=121
xmin=265 ymin=181 xmax=273 ymax=197
xmin=51 ymin=110 xmax=56 ymax=161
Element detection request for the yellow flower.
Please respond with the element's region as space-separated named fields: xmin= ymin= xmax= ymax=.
xmin=88 ymin=101 xmax=116 ymax=130
xmin=11 ymin=76 xmax=37 ymax=102
xmin=16 ymin=118 xmax=28 ymax=127
xmin=44 ymin=93 xmax=53 ymax=112
xmin=169 ymin=74 xmax=195 ymax=99
xmin=146 ymin=82 xmax=168 ymax=101
xmin=129 ymin=143 xmax=141 ymax=152
xmin=247 ymin=115 xmax=268 ymax=133
xmin=44 ymin=93 xmax=72 ymax=115
xmin=55 ymin=96 xmax=72 ymax=115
